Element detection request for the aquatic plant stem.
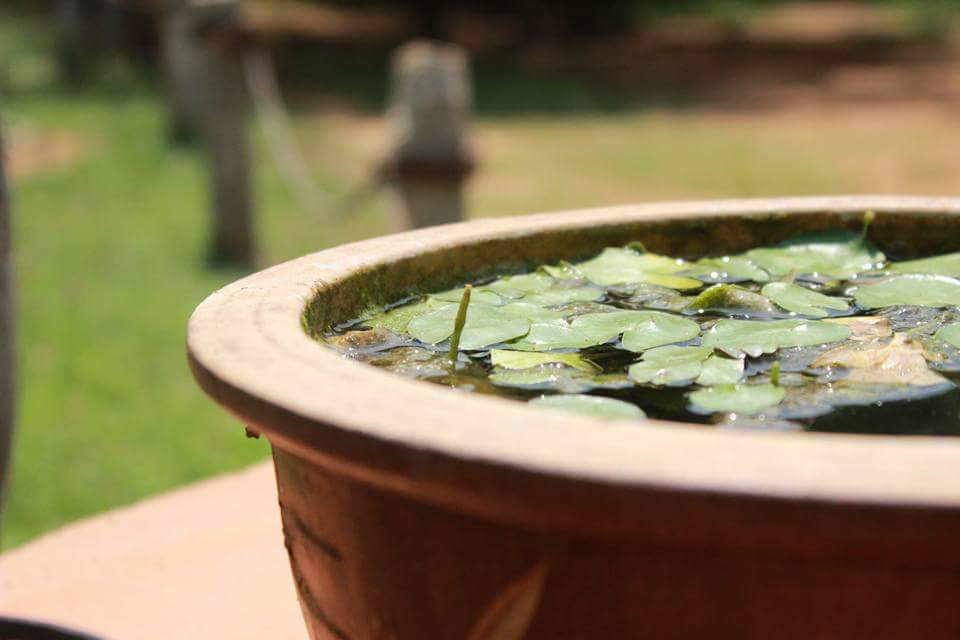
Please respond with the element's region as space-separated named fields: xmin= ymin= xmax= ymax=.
xmin=771 ymin=361 xmax=781 ymax=386
xmin=448 ymin=284 xmax=472 ymax=361
xmin=861 ymin=210 xmax=875 ymax=240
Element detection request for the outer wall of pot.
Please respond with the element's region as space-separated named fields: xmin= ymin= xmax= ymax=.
xmin=273 ymin=446 xmax=960 ymax=640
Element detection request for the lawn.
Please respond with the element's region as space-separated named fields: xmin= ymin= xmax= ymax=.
xmin=4 ymin=4 xmax=960 ymax=548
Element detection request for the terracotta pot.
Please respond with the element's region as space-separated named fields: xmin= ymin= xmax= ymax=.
xmin=188 ymin=197 xmax=960 ymax=640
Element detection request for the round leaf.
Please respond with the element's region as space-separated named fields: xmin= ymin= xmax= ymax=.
xmin=851 ymin=274 xmax=960 ymax=309
xmin=529 ymin=394 xmax=646 ymax=420
xmin=408 ymin=304 xmax=530 ymax=350
xmin=688 ymin=383 xmax=786 ymax=415
xmin=489 ymin=349 xmax=598 ymax=372
xmin=934 ymin=323 xmax=960 ymax=349
xmin=762 ymin=282 xmax=849 ymax=318
xmin=628 ymin=345 xmax=713 ymax=385
xmin=701 ymin=319 xmax=851 ymax=357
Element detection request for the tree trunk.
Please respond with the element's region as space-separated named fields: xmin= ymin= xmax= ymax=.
xmin=0 ymin=126 xmax=15 ymax=529
xmin=160 ymin=0 xmax=199 ymax=144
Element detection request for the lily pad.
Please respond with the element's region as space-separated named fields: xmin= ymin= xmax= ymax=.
xmin=574 ymin=247 xmax=703 ymax=289
xmin=620 ymin=313 xmax=701 ymax=352
xmin=408 ymin=304 xmax=530 ymax=350
xmin=489 ymin=366 xmax=630 ymax=393
xmin=432 ymin=287 xmax=504 ymax=306
xmin=851 ymin=274 xmax=960 ymax=309
xmin=695 ymin=355 xmax=745 ymax=386
xmin=363 ymin=297 xmax=450 ymax=334
xmin=702 ymin=319 xmax=851 ymax=357
xmin=744 ymin=230 xmax=884 ymax=279
xmin=529 ymin=394 xmax=646 ymax=420
xmin=628 ymin=345 xmax=713 ymax=385
xmin=685 ymin=255 xmax=770 ymax=283
xmin=483 ymin=272 xmax=554 ymax=298
xmin=889 ymin=252 xmax=960 ymax=278
xmin=688 ymin=383 xmax=786 ymax=415
xmin=522 ymin=286 xmax=605 ymax=307
xmin=762 ymin=282 xmax=850 ymax=318
xmin=490 ymin=349 xmax=598 ymax=373
xmin=936 ymin=323 xmax=960 ymax=349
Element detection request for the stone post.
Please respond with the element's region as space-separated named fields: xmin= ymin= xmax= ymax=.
xmin=382 ymin=40 xmax=474 ymax=230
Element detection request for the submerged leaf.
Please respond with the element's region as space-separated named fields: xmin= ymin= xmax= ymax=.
xmin=490 ymin=349 xmax=598 ymax=373
xmin=529 ymin=394 xmax=646 ymax=420
xmin=824 ymin=316 xmax=892 ymax=342
xmin=684 ymin=284 xmax=777 ymax=315
xmin=889 ymin=252 xmax=960 ymax=278
xmin=851 ymin=274 xmax=960 ymax=309
xmin=408 ymin=304 xmax=529 ymax=350
xmin=811 ymin=333 xmax=948 ymax=387
xmin=688 ymin=383 xmax=786 ymax=415
xmin=762 ymin=282 xmax=850 ymax=318
xmin=574 ymin=247 xmax=703 ymax=289
xmin=744 ymin=230 xmax=884 ymax=279
xmin=701 ymin=319 xmax=851 ymax=357
xmin=628 ymin=345 xmax=713 ymax=385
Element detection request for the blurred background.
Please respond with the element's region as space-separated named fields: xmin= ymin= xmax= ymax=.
xmin=2 ymin=0 xmax=959 ymax=549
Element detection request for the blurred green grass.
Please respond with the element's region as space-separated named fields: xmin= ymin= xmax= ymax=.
xmin=3 ymin=3 xmax=960 ymax=548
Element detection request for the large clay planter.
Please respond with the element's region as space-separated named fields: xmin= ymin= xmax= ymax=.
xmin=188 ymin=197 xmax=960 ymax=640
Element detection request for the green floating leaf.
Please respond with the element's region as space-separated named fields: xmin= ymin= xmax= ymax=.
xmin=483 ymin=272 xmax=554 ymax=298
xmin=529 ymin=394 xmax=646 ymax=420
xmin=701 ymin=319 xmax=851 ymax=357
xmin=490 ymin=349 xmax=598 ymax=373
xmin=432 ymin=287 xmax=504 ymax=306
xmin=628 ymin=345 xmax=713 ymax=385
xmin=688 ymin=383 xmax=786 ymax=415
xmin=744 ymin=230 xmax=884 ymax=279
xmin=522 ymin=286 xmax=605 ymax=307
xmin=620 ymin=313 xmax=701 ymax=352
xmin=684 ymin=284 xmax=777 ymax=315
xmin=408 ymin=304 xmax=529 ymax=350
xmin=852 ymin=274 xmax=960 ymax=309
xmin=363 ymin=298 xmax=445 ymax=334
xmin=889 ymin=252 xmax=960 ymax=278
xmin=509 ymin=310 xmax=697 ymax=352
xmin=695 ymin=355 xmax=745 ymax=386
xmin=935 ymin=323 xmax=960 ymax=349
xmin=685 ymin=256 xmax=770 ymax=283
xmin=496 ymin=303 xmax=568 ymax=325
xmin=762 ymin=282 xmax=850 ymax=318
xmin=574 ymin=247 xmax=703 ymax=289
xmin=489 ymin=366 xmax=630 ymax=393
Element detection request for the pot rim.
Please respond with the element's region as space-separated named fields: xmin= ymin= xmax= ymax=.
xmin=188 ymin=196 xmax=960 ymax=529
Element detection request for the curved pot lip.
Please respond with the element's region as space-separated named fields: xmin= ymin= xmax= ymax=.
xmin=188 ymin=196 xmax=960 ymax=522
